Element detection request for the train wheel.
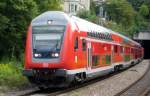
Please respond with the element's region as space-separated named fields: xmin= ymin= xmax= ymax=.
xmin=75 ymin=74 xmax=82 ymax=82
xmin=114 ymin=65 xmax=123 ymax=72
xmin=74 ymin=73 xmax=86 ymax=83
xmin=131 ymin=62 xmax=135 ymax=66
xmin=38 ymin=86 xmax=45 ymax=90
xmin=114 ymin=66 xmax=118 ymax=72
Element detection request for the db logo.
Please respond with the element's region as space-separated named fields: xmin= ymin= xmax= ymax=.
xmin=43 ymin=63 xmax=48 ymax=68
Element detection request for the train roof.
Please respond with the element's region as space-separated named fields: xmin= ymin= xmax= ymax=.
xmin=31 ymin=11 xmax=141 ymax=47
xmin=71 ymin=16 xmax=141 ymax=47
xmin=31 ymin=11 xmax=70 ymax=26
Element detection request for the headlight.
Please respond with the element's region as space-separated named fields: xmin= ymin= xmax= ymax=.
xmin=34 ymin=53 xmax=41 ymax=57
xmin=34 ymin=53 xmax=38 ymax=57
xmin=51 ymin=53 xmax=59 ymax=57
xmin=52 ymin=53 xmax=55 ymax=57
xmin=54 ymin=53 xmax=59 ymax=57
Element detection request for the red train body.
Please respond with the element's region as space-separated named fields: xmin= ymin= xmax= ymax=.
xmin=23 ymin=11 xmax=144 ymax=88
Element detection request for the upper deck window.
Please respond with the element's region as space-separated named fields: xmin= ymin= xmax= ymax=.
xmin=114 ymin=45 xmax=118 ymax=53
xmin=120 ymin=46 xmax=123 ymax=53
xmin=82 ymin=39 xmax=86 ymax=51
xmin=74 ymin=37 xmax=78 ymax=50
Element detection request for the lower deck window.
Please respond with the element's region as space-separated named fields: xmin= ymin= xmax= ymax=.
xmin=106 ymin=55 xmax=111 ymax=64
xmin=92 ymin=55 xmax=100 ymax=66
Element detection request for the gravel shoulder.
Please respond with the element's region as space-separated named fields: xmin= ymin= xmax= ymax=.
xmin=58 ymin=60 xmax=149 ymax=96
xmin=0 ymin=83 xmax=37 ymax=96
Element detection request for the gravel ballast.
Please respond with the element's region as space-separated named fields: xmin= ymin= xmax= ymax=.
xmin=58 ymin=60 xmax=149 ymax=96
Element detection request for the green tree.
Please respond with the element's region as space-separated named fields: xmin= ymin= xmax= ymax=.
xmin=35 ymin=0 xmax=63 ymax=13
xmin=77 ymin=1 xmax=98 ymax=23
xmin=128 ymin=0 xmax=150 ymax=21
xmin=105 ymin=0 xmax=135 ymax=28
xmin=127 ymin=0 xmax=145 ymax=11
xmin=139 ymin=4 xmax=149 ymax=17
xmin=0 ymin=0 xmax=38 ymax=59
xmin=104 ymin=0 xmax=149 ymax=36
xmin=77 ymin=9 xmax=98 ymax=23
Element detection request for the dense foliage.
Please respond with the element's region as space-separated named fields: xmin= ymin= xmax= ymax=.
xmin=105 ymin=0 xmax=150 ymax=36
xmin=77 ymin=1 xmax=98 ymax=23
xmin=0 ymin=0 xmax=62 ymax=60
xmin=35 ymin=0 xmax=62 ymax=13
xmin=0 ymin=62 xmax=27 ymax=88
xmin=77 ymin=0 xmax=150 ymax=37
xmin=105 ymin=0 xmax=135 ymax=27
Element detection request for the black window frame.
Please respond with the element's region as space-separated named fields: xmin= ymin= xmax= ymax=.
xmin=74 ymin=37 xmax=78 ymax=50
xmin=120 ymin=46 xmax=123 ymax=53
xmin=82 ymin=39 xmax=86 ymax=51
xmin=114 ymin=45 xmax=118 ymax=53
xmin=92 ymin=55 xmax=100 ymax=66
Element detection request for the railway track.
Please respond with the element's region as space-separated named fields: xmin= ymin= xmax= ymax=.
xmin=115 ymin=60 xmax=150 ymax=96
xmin=20 ymin=60 xmax=149 ymax=96
xmin=21 ymin=69 xmax=126 ymax=96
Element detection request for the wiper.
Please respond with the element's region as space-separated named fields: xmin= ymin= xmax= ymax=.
xmin=56 ymin=40 xmax=60 ymax=50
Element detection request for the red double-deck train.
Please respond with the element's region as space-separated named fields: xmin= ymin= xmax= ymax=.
xmin=23 ymin=11 xmax=144 ymax=88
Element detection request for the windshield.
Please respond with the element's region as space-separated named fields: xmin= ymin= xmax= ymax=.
xmin=32 ymin=26 xmax=65 ymax=51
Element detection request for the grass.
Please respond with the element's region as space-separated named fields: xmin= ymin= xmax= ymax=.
xmin=0 ymin=58 xmax=29 ymax=89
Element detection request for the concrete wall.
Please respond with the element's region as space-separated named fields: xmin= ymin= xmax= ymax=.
xmin=133 ymin=32 xmax=150 ymax=40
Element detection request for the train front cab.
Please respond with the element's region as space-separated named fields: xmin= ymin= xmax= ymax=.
xmin=23 ymin=12 xmax=80 ymax=87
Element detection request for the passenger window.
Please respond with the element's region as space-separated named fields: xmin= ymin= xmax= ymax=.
xmin=92 ymin=55 xmax=100 ymax=66
xmin=125 ymin=47 xmax=128 ymax=53
xmin=106 ymin=55 xmax=111 ymax=64
xmin=129 ymin=48 xmax=131 ymax=53
xmin=120 ymin=46 xmax=123 ymax=53
xmin=74 ymin=37 xmax=78 ymax=50
xmin=131 ymin=48 xmax=134 ymax=53
xmin=82 ymin=39 xmax=86 ymax=51
xmin=114 ymin=45 xmax=118 ymax=53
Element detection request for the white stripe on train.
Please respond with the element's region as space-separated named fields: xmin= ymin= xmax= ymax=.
xmin=66 ymin=59 xmax=138 ymax=75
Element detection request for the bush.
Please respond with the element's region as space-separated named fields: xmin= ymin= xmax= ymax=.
xmin=0 ymin=62 xmax=28 ymax=88
xmin=77 ymin=9 xmax=99 ymax=24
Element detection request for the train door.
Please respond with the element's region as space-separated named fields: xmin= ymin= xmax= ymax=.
xmin=87 ymin=41 xmax=91 ymax=70
xmin=111 ymin=45 xmax=114 ymax=64
xmin=81 ymin=39 xmax=87 ymax=68
xmin=74 ymin=37 xmax=79 ymax=65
